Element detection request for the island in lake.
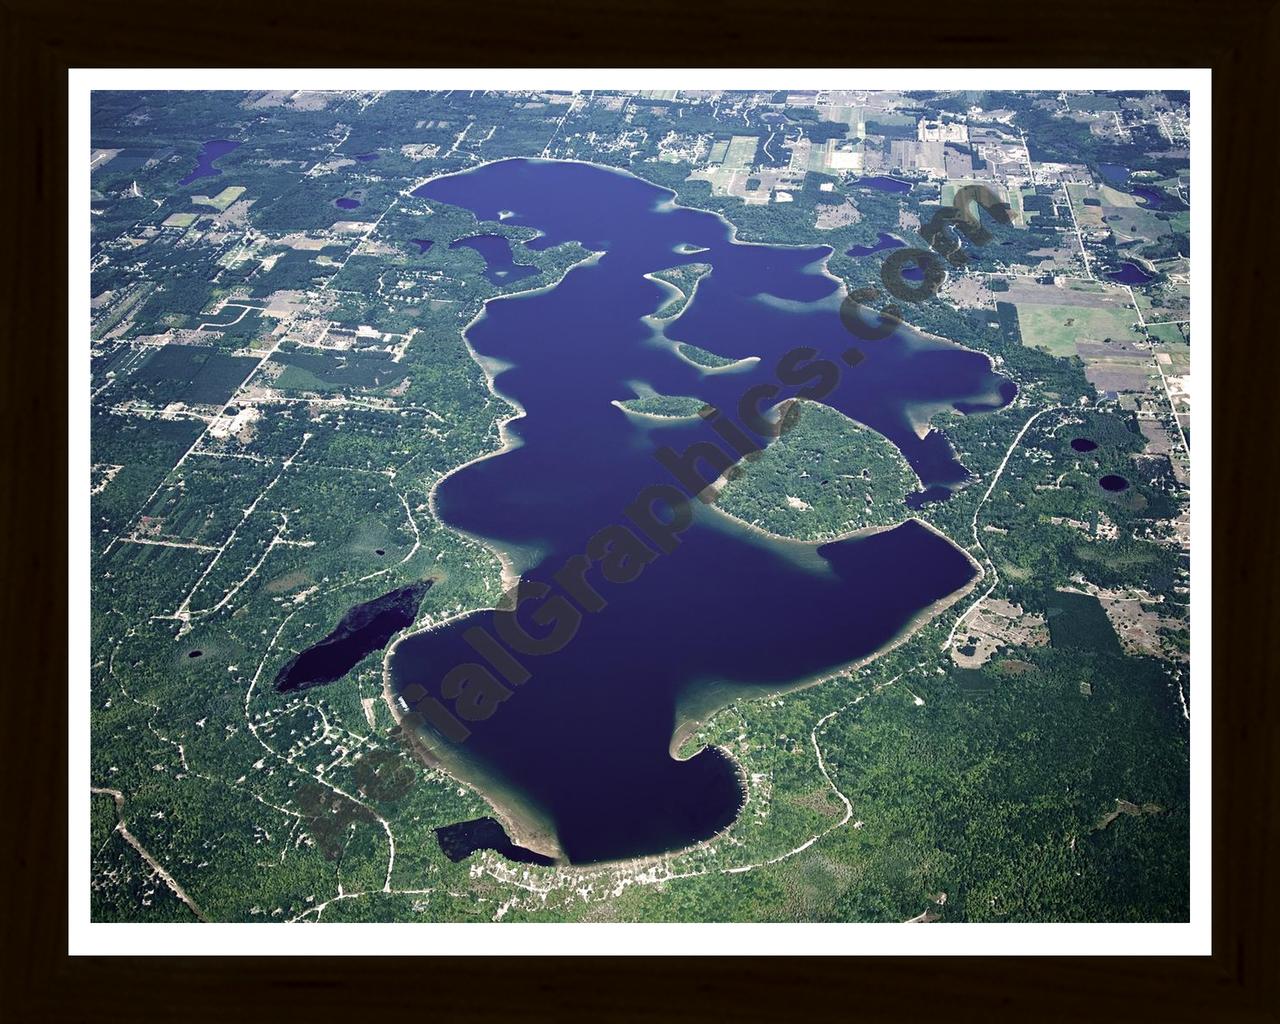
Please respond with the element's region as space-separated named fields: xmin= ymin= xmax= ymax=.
xmin=388 ymin=158 xmax=1011 ymax=864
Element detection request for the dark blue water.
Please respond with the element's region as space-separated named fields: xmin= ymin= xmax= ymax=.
xmin=178 ymin=139 xmax=240 ymax=187
xmin=905 ymin=485 xmax=953 ymax=510
xmin=448 ymin=234 xmax=538 ymax=286
xmin=1097 ymin=165 xmax=1183 ymax=211
xmin=1098 ymin=163 xmax=1129 ymax=186
xmin=435 ymin=817 xmax=555 ymax=866
xmin=847 ymin=232 xmax=905 ymax=258
xmin=391 ymin=159 xmax=1012 ymax=864
xmin=275 ymin=582 xmax=431 ymax=693
xmin=1071 ymin=437 xmax=1099 ymax=453
xmin=410 ymin=238 xmax=434 ymax=254
xmin=1100 ymin=475 xmax=1129 ymax=492
xmin=1108 ymin=261 xmax=1155 ymax=285
xmin=335 ymin=197 xmax=362 ymax=210
xmin=355 ymin=152 xmax=380 ymax=162
xmin=1130 ymin=184 xmax=1183 ymax=211
xmin=849 ymin=175 xmax=912 ymax=194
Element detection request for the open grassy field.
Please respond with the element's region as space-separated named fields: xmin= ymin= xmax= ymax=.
xmin=192 ymin=185 xmax=247 ymax=212
xmin=942 ymin=180 xmax=1026 ymax=227
xmin=1107 ymin=207 xmax=1186 ymax=246
xmin=1159 ymin=342 xmax=1191 ymax=376
xmin=1015 ymin=303 xmax=1141 ymax=358
xmin=1145 ymin=322 xmax=1186 ymax=345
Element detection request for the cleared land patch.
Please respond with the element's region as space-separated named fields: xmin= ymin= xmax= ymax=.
xmin=1015 ymin=303 xmax=1140 ymax=358
xmin=192 ymin=185 xmax=247 ymax=212
xmin=950 ymin=599 xmax=1049 ymax=668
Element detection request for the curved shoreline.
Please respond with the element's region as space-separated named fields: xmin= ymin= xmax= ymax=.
xmin=381 ymin=157 xmax=1001 ymax=871
xmin=642 ymin=262 xmax=713 ymax=323
xmin=380 ymin=643 xmax=565 ymax=862
xmin=382 ymin=243 xmax=613 ymax=862
xmin=421 ymin=246 xmax=606 ymax=591
xmin=669 ymin=503 xmax=984 ymax=764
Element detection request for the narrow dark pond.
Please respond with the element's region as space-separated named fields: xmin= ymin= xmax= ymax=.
xmin=435 ymin=817 xmax=556 ymax=866
xmin=179 ymin=139 xmax=240 ymax=187
xmin=1071 ymin=437 xmax=1099 ymax=452
xmin=1100 ymin=475 xmax=1130 ymax=492
xmin=847 ymin=232 xmax=905 ymax=258
xmin=390 ymin=159 xmax=1013 ymax=865
xmin=849 ymin=175 xmax=912 ymax=194
xmin=1108 ymin=261 xmax=1155 ymax=285
xmin=275 ymin=581 xmax=432 ymax=694
xmin=1131 ymin=184 xmax=1183 ymax=211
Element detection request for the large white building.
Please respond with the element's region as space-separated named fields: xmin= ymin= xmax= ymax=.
xmin=917 ymin=118 xmax=969 ymax=144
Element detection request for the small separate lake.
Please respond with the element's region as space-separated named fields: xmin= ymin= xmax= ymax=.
xmin=354 ymin=152 xmax=380 ymax=162
xmin=1071 ymin=437 xmax=1099 ymax=452
xmin=1131 ymin=184 xmax=1183 ymax=211
xmin=335 ymin=197 xmax=362 ymax=210
xmin=410 ymin=238 xmax=434 ymax=254
xmin=1096 ymin=164 xmax=1183 ymax=211
xmin=1099 ymin=474 xmax=1130 ymax=492
xmin=448 ymin=234 xmax=538 ymax=286
xmin=1098 ymin=163 xmax=1130 ymax=186
xmin=275 ymin=581 xmax=431 ymax=693
xmin=847 ymin=232 xmax=905 ymax=258
xmin=849 ymin=175 xmax=912 ymax=194
xmin=1108 ymin=261 xmax=1155 ymax=285
xmin=179 ymin=139 xmax=240 ymax=187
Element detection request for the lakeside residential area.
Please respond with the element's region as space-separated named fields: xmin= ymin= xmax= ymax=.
xmin=89 ymin=88 xmax=1191 ymax=924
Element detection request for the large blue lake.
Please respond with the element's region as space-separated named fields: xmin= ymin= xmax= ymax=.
xmin=390 ymin=159 xmax=1013 ymax=864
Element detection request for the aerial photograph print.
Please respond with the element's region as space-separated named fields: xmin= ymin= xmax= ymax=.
xmin=83 ymin=77 xmax=1200 ymax=937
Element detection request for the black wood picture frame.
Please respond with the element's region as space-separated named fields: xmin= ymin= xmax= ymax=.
xmin=3 ymin=1 xmax=1275 ymax=1018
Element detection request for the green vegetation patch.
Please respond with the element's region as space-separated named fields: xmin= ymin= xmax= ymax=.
xmin=617 ymin=394 xmax=709 ymax=418
xmin=1044 ymin=590 xmax=1123 ymax=655
xmin=942 ymin=180 xmax=1025 ymax=228
xmin=675 ymin=342 xmax=740 ymax=369
xmin=716 ymin=401 xmax=919 ymax=540
xmin=649 ymin=263 xmax=711 ymax=320
xmin=248 ymin=249 xmax=338 ymax=297
xmin=192 ymin=185 xmax=247 ymax=211
xmin=1014 ymin=303 xmax=1140 ymax=358
xmin=1145 ymin=322 xmax=1185 ymax=345
xmin=125 ymin=345 xmax=259 ymax=407
xmin=271 ymin=349 xmax=408 ymax=395
xmin=822 ymin=647 xmax=1188 ymax=922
